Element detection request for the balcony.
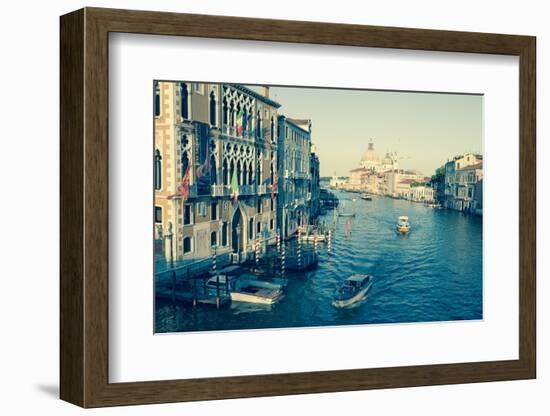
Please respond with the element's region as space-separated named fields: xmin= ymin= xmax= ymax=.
xmin=211 ymin=184 xmax=230 ymax=197
xmin=239 ymin=185 xmax=256 ymax=196
xmin=221 ymin=124 xmax=255 ymax=141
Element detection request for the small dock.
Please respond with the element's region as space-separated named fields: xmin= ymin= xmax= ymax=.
xmin=156 ymin=284 xmax=231 ymax=308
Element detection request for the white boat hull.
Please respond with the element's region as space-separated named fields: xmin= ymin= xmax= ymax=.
xmin=332 ymin=283 xmax=372 ymax=308
xmin=231 ymin=290 xmax=283 ymax=305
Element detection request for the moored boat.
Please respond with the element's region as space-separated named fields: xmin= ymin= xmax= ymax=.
xmin=332 ymin=274 xmax=373 ymax=308
xmin=360 ymin=193 xmax=372 ymax=201
xmin=205 ymin=274 xmax=284 ymax=305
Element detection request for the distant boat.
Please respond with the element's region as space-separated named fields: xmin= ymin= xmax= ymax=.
xmin=396 ymin=216 xmax=411 ymax=234
xmin=360 ymin=193 xmax=372 ymax=201
xmin=332 ymin=274 xmax=373 ymax=308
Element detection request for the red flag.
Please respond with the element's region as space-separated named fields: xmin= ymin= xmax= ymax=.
xmin=196 ymin=154 xmax=211 ymax=180
xmin=168 ymin=165 xmax=191 ymax=201
xmin=271 ymin=174 xmax=278 ymax=201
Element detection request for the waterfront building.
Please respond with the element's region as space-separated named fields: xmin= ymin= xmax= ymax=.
xmin=154 ymin=82 xmax=281 ymax=266
xmin=348 ymin=167 xmax=370 ymax=191
xmin=409 ymin=184 xmax=435 ymax=202
xmin=444 ymin=153 xmax=483 ymax=212
xmin=309 ymin=146 xmax=321 ymax=220
xmin=277 ymin=116 xmax=312 ymax=239
xmin=329 ymin=174 xmax=347 ymax=188
xmin=385 ymin=170 xmax=425 ymax=198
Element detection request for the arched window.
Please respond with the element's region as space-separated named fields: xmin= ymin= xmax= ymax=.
xmin=210 ymin=231 xmax=217 ymax=248
xmin=222 ymin=222 xmax=228 ymax=246
xmin=223 ymin=98 xmax=228 ymax=125
xmin=229 ymin=160 xmax=235 ymax=184
xmin=242 ymin=162 xmax=248 ymax=185
xmin=236 ymin=161 xmax=242 ymax=186
xmin=154 ymin=81 xmax=160 ymax=117
xmin=256 ymin=111 xmax=261 ymax=138
xmin=210 ymin=155 xmax=217 ymax=184
xmin=222 ymin=159 xmax=228 ymax=185
xmin=248 ymin=161 xmax=253 ymax=185
xmin=209 ymin=92 xmax=216 ymax=125
xmin=181 ymin=150 xmax=189 ymax=177
xmin=183 ymin=236 xmax=192 ymax=254
xmin=243 ymin=109 xmax=248 ymax=132
xmin=181 ymin=83 xmax=189 ymax=119
xmin=154 ymin=149 xmax=162 ymax=190
xmin=270 ymin=117 xmax=274 ymax=141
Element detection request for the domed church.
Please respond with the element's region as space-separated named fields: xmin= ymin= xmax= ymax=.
xmin=359 ymin=139 xmax=396 ymax=173
xmin=360 ymin=139 xmax=380 ymax=170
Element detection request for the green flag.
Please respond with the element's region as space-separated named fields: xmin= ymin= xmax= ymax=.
xmin=231 ymin=168 xmax=239 ymax=203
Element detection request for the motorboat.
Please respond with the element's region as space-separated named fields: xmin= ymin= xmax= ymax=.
xmin=332 ymin=274 xmax=373 ymax=308
xmin=396 ymin=216 xmax=411 ymax=234
xmin=360 ymin=193 xmax=372 ymax=201
xmin=205 ymin=274 xmax=284 ymax=305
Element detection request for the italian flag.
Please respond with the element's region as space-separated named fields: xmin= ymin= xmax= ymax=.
xmin=236 ymin=108 xmax=244 ymax=135
xmin=231 ymin=168 xmax=239 ymax=204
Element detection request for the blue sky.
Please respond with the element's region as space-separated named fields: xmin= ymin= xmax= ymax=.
xmin=251 ymin=85 xmax=483 ymax=177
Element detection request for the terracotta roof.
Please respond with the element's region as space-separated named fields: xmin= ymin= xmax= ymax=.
xmin=349 ymin=167 xmax=369 ymax=173
xmin=398 ymin=179 xmax=417 ymax=185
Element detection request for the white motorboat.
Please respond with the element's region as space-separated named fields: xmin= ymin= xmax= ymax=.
xmin=396 ymin=216 xmax=411 ymax=234
xmin=332 ymin=274 xmax=373 ymax=308
xmin=205 ymin=274 xmax=284 ymax=305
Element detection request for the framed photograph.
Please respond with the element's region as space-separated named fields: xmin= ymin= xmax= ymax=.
xmin=60 ymin=7 xmax=536 ymax=408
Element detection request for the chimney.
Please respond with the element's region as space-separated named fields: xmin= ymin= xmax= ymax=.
xmin=261 ymin=86 xmax=270 ymax=98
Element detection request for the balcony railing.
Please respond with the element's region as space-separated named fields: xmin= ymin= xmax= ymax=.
xmin=221 ymin=124 xmax=255 ymax=141
xmin=211 ymin=184 xmax=229 ymax=197
xmin=239 ymin=185 xmax=256 ymax=195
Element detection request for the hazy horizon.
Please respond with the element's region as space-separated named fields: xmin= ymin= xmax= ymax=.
xmin=248 ymin=85 xmax=483 ymax=177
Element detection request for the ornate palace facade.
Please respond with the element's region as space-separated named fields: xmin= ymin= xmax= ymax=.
xmin=154 ymin=82 xmax=281 ymax=265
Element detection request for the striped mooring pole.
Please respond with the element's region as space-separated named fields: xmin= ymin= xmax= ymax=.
xmin=212 ymin=246 xmax=217 ymax=274
xmin=328 ymin=229 xmax=332 ymax=256
xmin=255 ymin=238 xmax=260 ymax=267
xmin=212 ymin=246 xmax=220 ymax=309
xmin=281 ymin=234 xmax=286 ymax=275
xmin=314 ymin=233 xmax=318 ymax=255
xmin=297 ymin=226 xmax=302 ymax=269
xmin=276 ymin=229 xmax=281 ymax=255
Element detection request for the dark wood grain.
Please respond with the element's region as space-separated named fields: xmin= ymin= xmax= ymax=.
xmin=59 ymin=7 xmax=537 ymax=408
xmin=59 ymin=8 xmax=84 ymax=407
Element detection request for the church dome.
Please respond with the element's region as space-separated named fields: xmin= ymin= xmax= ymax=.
xmin=361 ymin=141 xmax=379 ymax=164
xmin=382 ymin=153 xmax=393 ymax=165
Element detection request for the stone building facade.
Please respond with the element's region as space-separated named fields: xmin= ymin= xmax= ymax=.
xmin=154 ymin=81 xmax=281 ymax=265
xmin=277 ymin=116 xmax=312 ymax=239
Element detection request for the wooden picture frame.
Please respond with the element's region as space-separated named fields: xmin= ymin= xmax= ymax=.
xmin=60 ymin=7 xmax=536 ymax=408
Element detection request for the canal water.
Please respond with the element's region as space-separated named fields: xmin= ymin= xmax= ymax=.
xmin=155 ymin=190 xmax=482 ymax=333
